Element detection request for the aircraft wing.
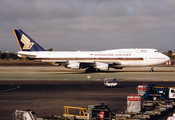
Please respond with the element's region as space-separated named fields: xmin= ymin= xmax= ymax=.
xmin=17 ymin=53 xmax=37 ymax=58
xmin=94 ymin=61 xmax=121 ymax=65
xmin=41 ymin=60 xmax=121 ymax=68
xmin=41 ymin=60 xmax=68 ymax=65
xmin=79 ymin=61 xmax=122 ymax=69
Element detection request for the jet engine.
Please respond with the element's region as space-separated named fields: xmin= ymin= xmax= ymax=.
xmin=96 ymin=62 xmax=109 ymax=70
xmin=67 ymin=62 xmax=80 ymax=70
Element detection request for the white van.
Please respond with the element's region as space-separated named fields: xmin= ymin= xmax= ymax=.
xmin=104 ymin=78 xmax=118 ymax=87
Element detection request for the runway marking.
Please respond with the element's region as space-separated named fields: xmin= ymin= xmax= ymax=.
xmin=0 ymin=85 xmax=20 ymax=92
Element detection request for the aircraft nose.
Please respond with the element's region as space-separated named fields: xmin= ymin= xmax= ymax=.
xmin=164 ymin=54 xmax=170 ymax=62
xmin=166 ymin=55 xmax=170 ymax=61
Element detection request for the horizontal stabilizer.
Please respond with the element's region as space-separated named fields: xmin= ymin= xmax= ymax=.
xmin=17 ymin=53 xmax=37 ymax=58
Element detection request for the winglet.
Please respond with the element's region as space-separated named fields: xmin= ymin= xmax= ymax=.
xmin=13 ymin=29 xmax=45 ymax=51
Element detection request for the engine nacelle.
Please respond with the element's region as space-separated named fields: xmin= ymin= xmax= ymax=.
xmin=96 ymin=62 xmax=109 ymax=70
xmin=67 ymin=62 xmax=80 ymax=70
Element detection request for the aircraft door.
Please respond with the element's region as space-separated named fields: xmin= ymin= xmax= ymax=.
xmin=144 ymin=54 xmax=148 ymax=61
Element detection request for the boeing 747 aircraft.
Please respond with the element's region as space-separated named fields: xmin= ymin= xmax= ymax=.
xmin=13 ymin=29 xmax=170 ymax=72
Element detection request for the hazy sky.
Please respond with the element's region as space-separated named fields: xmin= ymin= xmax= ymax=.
xmin=0 ymin=0 xmax=175 ymax=52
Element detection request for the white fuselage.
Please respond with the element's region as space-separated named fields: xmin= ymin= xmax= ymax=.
xmin=18 ymin=48 xmax=170 ymax=69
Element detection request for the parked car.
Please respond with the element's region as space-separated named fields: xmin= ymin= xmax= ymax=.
xmin=104 ymin=78 xmax=118 ymax=87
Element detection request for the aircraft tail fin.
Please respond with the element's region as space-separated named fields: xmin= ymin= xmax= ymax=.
xmin=13 ymin=29 xmax=45 ymax=51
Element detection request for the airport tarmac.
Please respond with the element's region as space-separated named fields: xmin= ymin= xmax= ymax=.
xmin=0 ymin=67 xmax=175 ymax=81
xmin=0 ymin=65 xmax=175 ymax=120
xmin=1 ymin=80 xmax=175 ymax=120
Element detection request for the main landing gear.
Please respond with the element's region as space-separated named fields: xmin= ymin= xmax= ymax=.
xmin=150 ymin=67 xmax=154 ymax=72
xmin=85 ymin=68 xmax=97 ymax=73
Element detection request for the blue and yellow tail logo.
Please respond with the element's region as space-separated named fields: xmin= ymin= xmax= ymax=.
xmin=13 ymin=29 xmax=45 ymax=51
xmin=20 ymin=34 xmax=34 ymax=50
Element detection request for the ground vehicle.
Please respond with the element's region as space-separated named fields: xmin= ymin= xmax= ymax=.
xmin=13 ymin=103 xmax=116 ymax=120
xmin=88 ymin=103 xmax=116 ymax=120
xmin=138 ymin=84 xmax=175 ymax=100
xmin=104 ymin=78 xmax=118 ymax=87
xmin=137 ymin=84 xmax=148 ymax=96
xmin=13 ymin=109 xmax=37 ymax=120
